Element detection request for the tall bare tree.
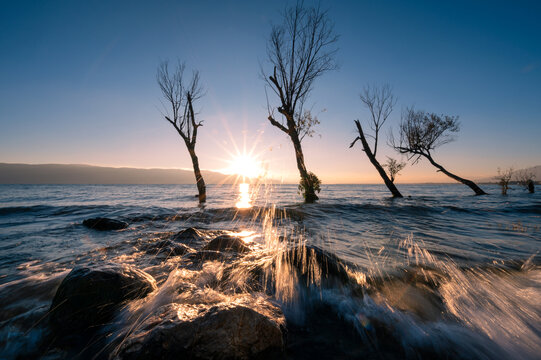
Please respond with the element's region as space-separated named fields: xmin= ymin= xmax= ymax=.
xmin=157 ymin=60 xmax=206 ymax=202
xmin=392 ymin=107 xmax=487 ymax=195
xmin=350 ymin=85 xmax=403 ymax=197
xmin=264 ymin=2 xmax=338 ymax=202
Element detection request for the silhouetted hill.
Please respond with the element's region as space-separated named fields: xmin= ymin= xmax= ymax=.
xmin=0 ymin=163 xmax=239 ymax=184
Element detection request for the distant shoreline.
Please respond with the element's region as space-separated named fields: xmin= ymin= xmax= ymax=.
xmin=1 ymin=163 xmax=539 ymax=185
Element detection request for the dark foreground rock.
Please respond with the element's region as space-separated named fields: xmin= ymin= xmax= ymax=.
xmin=83 ymin=217 xmax=128 ymax=231
xmin=202 ymin=235 xmax=251 ymax=253
xmin=49 ymin=263 xmax=157 ymax=337
xmin=113 ymin=298 xmax=285 ymax=360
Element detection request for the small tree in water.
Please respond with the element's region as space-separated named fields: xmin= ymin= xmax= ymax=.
xmin=263 ymin=2 xmax=338 ymax=203
xmin=392 ymin=107 xmax=487 ymax=195
xmin=496 ymin=167 xmax=513 ymax=195
xmin=157 ymin=60 xmax=207 ymax=202
xmin=515 ymin=169 xmax=535 ymax=193
xmin=384 ymin=157 xmax=406 ymax=183
xmin=350 ymin=84 xmax=403 ymax=197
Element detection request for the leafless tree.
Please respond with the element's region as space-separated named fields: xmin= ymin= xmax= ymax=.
xmin=350 ymin=85 xmax=402 ymax=197
xmin=157 ymin=60 xmax=206 ymax=202
xmin=392 ymin=107 xmax=487 ymax=195
xmin=264 ymin=2 xmax=338 ymax=202
xmin=515 ymin=169 xmax=535 ymax=193
xmin=496 ymin=167 xmax=513 ymax=195
xmin=384 ymin=157 xmax=406 ymax=183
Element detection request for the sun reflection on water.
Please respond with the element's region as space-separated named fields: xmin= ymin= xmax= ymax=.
xmin=236 ymin=183 xmax=252 ymax=209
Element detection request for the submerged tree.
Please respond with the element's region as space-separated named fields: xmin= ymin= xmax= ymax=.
xmin=157 ymin=61 xmax=206 ymax=202
xmin=496 ymin=167 xmax=513 ymax=195
xmin=392 ymin=107 xmax=487 ymax=195
xmin=515 ymin=169 xmax=535 ymax=193
xmin=263 ymin=2 xmax=338 ymax=202
xmin=350 ymin=85 xmax=403 ymax=197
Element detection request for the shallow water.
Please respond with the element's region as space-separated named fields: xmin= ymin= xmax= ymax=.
xmin=0 ymin=184 xmax=539 ymax=359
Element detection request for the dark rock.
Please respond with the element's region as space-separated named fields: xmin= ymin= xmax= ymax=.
xmin=172 ymin=227 xmax=206 ymax=247
xmin=113 ymin=299 xmax=285 ymax=360
xmin=49 ymin=263 xmax=157 ymax=336
xmin=83 ymin=217 xmax=128 ymax=231
xmin=202 ymin=235 xmax=251 ymax=253
xmin=140 ymin=240 xmax=192 ymax=258
xmin=284 ymin=245 xmax=351 ymax=284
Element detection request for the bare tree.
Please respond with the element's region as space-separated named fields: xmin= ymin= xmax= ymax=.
xmin=392 ymin=107 xmax=487 ymax=195
xmin=264 ymin=2 xmax=338 ymax=202
xmin=496 ymin=167 xmax=513 ymax=195
xmin=157 ymin=60 xmax=206 ymax=202
xmin=515 ymin=169 xmax=535 ymax=193
xmin=384 ymin=157 xmax=406 ymax=183
xmin=350 ymin=85 xmax=403 ymax=197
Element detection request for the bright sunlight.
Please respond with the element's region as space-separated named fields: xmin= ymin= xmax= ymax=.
xmin=225 ymin=154 xmax=264 ymax=179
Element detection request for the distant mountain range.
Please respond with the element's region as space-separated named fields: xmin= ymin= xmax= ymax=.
xmin=0 ymin=163 xmax=240 ymax=184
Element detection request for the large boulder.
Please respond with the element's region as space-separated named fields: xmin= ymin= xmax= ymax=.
xmin=83 ymin=217 xmax=128 ymax=231
xmin=113 ymin=298 xmax=285 ymax=360
xmin=49 ymin=263 xmax=157 ymax=336
xmin=202 ymin=235 xmax=251 ymax=253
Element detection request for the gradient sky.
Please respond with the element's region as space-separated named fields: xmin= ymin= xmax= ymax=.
xmin=1 ymin=0 xmax=540 ymax=183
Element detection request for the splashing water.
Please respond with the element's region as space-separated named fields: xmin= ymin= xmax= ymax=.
xmin=0 ymin=183 xmax=539 ymax=359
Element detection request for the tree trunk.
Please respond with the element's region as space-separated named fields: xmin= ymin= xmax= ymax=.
xmin=188 ymin=147 xmax=206 ymax=202
xmin=354 ymin=121 xmax=402 ymax=198
xmin=290 ymin=129 xmax=318 ymax=203
xmin=425 ymin=154 xmax=487 ymax=195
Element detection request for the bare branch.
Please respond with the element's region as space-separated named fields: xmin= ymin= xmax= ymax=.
xmin=393 ymin=107 xmax=460 ymax=158
xmin=359 ymin=84 xmax=396 ymax=157
xmin=264 ymin=2 xmax=338 ymax=135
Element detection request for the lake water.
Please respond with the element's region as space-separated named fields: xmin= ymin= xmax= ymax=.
xmin=0 ymin=184 xmax=540 ymax=359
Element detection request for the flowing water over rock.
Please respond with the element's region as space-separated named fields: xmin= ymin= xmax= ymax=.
xmin=0 ymin=184 xmax=540 ymax=359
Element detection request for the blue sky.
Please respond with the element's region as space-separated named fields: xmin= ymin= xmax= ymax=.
xmin=1 ymin=0 xmax=540 ymax=183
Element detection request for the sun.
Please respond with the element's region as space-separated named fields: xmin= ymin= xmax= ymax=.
xmin=225 ymin=154 xmax=264 ymax=179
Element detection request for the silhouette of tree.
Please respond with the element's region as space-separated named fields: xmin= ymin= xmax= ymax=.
xmin=496 ymin=167 xmax=513 ymax=195
xmin=392 ymin=107 xmax=487 ymax=195
xmin=263 ymin=2 xmax=338 ymax=202
xmin=515 ymin=169 xmax=535 ymax=193
xmin=157 ymin=60 xmax=206 ymax=202
xmin=384 ymin=157 xmax=406 ymax=183
xmin=350 ymin=84 xmax=403 ymax=197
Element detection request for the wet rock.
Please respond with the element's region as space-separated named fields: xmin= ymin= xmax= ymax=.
xmin=172 ymin=227 xmax=206 ymax=247
xmin=83 ymin=217 xmax=128 ymax=231
xmin=284 ymin=245 xmax=351 ymax=284
xmin=113 ymin=298 xmax=285 ymax=360
xmin=202 ymin=235 xmax=251 ymax=253
xmin=140 ymin=239 xmax=192 ymax=258
xmin=49 ymin=263 xmax=157 ymax=336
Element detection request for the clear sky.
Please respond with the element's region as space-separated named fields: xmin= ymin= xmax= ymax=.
xmin=1 ymin=0 xmax=540 ymax=183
